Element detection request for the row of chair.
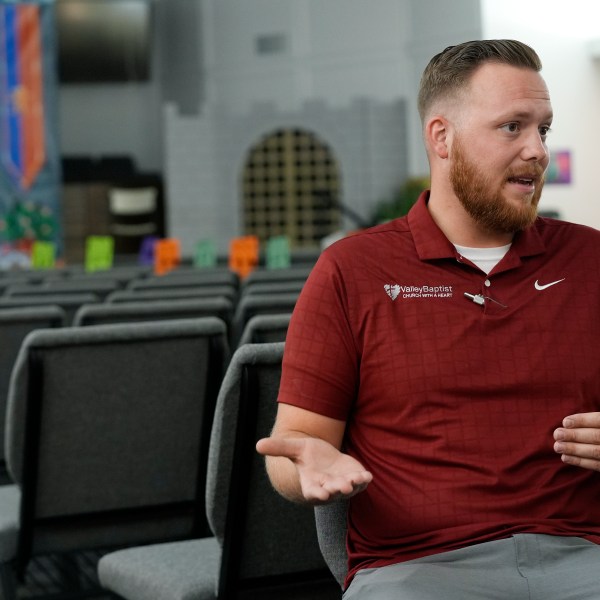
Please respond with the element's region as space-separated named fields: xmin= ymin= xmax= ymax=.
xmin=0 ymin=308 xmax=292 ymax=482
xmin=0 ymin=264 xmax=314 ymax=290
xmin=0 ymin=267 xmax=312 ymax=309
xmin=100 ymin=341 xmax=340 ymax=600
xmin=0 ymin=269 xmax=306 ymax=463
xmin=0 ymin=319 xmax=341 ymax=599
xmin=0 ymin=265 xmax=335 ymax=598
xmin=0 ymin=265 xmax=309 ymax=345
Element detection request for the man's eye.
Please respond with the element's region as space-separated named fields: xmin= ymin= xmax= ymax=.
xmin=539 ymin=126 xmax=552 ymax=137
xmin=502 ymin=123 xmax=519 ymax=133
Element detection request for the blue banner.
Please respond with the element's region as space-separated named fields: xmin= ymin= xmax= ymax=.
xmin=0 ymin=0 xmax=61 ymax=267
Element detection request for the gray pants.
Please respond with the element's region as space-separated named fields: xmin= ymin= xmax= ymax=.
xmin=343 ymin=534 xmax=600 ymax=600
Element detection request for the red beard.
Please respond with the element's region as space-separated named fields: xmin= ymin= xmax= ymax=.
xmin=449 ymin=137 xmax=545 ymax=234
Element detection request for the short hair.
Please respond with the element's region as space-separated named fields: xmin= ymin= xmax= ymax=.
xmin=418 ymin=39 xmax=542 ymax=122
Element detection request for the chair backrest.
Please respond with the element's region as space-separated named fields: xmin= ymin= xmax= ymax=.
xmin=205 ymin=342 xmax=334 ymax=597
xmin=0 ymin=306 xmax=66 ymax=474
xmin=231 ymin=293 xmax=299 ymax=347
xmin=242 ymin=280 xmax=305 ymax=297
xmin=0 ymin=294 xmax=100 ymax=325
xmin=6 ymin=279 xmax=120 ymax=300
xmin=314 ymin=501 xmax=349 ymax=589
xmin=241 ymin=266 xmax=313 ymax=288
xmin=237 ymin=313 xmax=291 ymax=346
xmin=108 ymin=286 xmax=238 ymax=303
xmin=5 ymin=317 xmax=229 ymax=577
xmin=64 ymin=264 xmax=152 ymax=285
xmin=127 ymin=270 xmax=238 ymax=291
xmin=72 ymin=297 xmax=234 ymax=331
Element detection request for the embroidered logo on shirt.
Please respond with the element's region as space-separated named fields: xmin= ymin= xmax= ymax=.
xmin=534 ymin=278 xmax=565 ymax=291
xmin=384 ymin=284 xmax=453 ymax=300
xmin=384 ymin=284 xmax=401 ymax=300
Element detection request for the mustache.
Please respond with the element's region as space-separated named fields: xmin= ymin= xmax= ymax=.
xmin=505 ymin=163 xmax=546 ymax=182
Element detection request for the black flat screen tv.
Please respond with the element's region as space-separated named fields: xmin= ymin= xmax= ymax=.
xmin=56 ymin=0 xmax=152 ymax=83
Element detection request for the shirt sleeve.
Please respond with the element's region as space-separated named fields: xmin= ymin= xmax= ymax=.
xmin=278 ymin=248 xmax=359 ymax=421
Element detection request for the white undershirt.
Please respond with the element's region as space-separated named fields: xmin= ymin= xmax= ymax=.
xmin=454 ymin=243 xmax=512 ymax=275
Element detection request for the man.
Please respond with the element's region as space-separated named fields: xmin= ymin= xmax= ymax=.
xmin=256 ymin=40 xmax=600 ymax=599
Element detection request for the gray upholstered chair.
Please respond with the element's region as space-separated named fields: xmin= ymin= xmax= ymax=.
xmin=5 ymin=278 xmax=120 ymax=301
xmin=0 ymin=317 xmax=229 ymax=599
xmin=106 ymin=286 xmax=238 ymax=304
xmin=0 ymin=294 xmax=100 ymax=325
xmin=231 ymin=293 xmax=298 ymax=347
xmin=241 ymin=266 xmax=313 ymax=288
xmin=237 ymin=313 xmax=291 ymax=346
xmin=97 ymin=342 xmax=339 ymax=600
xmin=314 ymin=500 xmax=349 ymax=590
xmin=73 ymin=297 xmax=234 ymax=334
xmin=241 ymin=280 xmax=305 ymax=297
xmin=63 ymin=264 xmax=152 ymax=286
xmin=126 ymin=270 xmax=238 ymax=291
xmin=0 ymin=306 xmax=66 ymax=482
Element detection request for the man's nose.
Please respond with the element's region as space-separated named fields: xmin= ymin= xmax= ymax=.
xmin=521 ymin=130 xmax=549 ymax=164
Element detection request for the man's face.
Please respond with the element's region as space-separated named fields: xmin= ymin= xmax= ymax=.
xmin=447 ymin=62 xmax=553 ymax=234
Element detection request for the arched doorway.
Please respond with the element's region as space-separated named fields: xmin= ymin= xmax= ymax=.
xmin=241 ymin=128 xmax=342 ymax=247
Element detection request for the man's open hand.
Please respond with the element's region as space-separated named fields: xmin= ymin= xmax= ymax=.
xmin=256 ymin=436 xmax=372 ymax=504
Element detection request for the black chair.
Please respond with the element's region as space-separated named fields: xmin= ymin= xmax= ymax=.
xmin=73 ymin=298 xmax=234 ymax=334
xmin=5 ymin=279 xmax=120 ymax=301
xmin=241 ymin=266 xmax=313 ymax=288
xmin=241 ymin=280 xmax=305 ymax=297
xmin=231 ymin=293 xmax=299 ymax=347
xmin=314 ymin=500 xmax=349 ymax=590
xmin=0 ymin=306 xmax=66 ymax=482
xmin=107 ymin=286 xmax=238 ymax=304
xmin=0 ymin=294 xmax=101 ymax=325
xmin=63 ymin=264 xmax=152 ymax=285
xmin=127 ymin=270 xmax=238 ymax=291
xmin=98 ymin=342 xmax=339 ymax=600
xmin=237 ymin=313 xmax=291 ymax=346
xmin=0 ymin=317 xmax=229 ymax=599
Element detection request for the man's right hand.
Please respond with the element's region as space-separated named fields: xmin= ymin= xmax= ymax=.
xmin=256 ymin=435 xmax=372 ymax=504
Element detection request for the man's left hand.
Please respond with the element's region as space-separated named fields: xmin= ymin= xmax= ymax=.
xmin=554 ymin=412 xmax=600 ymax=472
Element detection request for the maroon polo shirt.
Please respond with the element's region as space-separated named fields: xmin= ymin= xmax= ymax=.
xmin=279 ymin=191 xmax=600 ymax=587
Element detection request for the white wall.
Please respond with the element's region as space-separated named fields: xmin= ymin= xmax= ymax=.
xmin=58 ymin=0 xmax=203 ymax=173
xmin=483 ymin=0 xmax=600 ymax=228
xmin=404 ymin=0 xmax=483 ymax=174
xmin=59 ymin=82 xmax=163 ymax=171
xmin=58 ymin=0 xmax=487 ymax=253
xmin=57 ymin=0 xmax=482 ymax=180
xmin=199 ymin=0 xmax=481 ymax=173
xmin=204 ymin=0 xmax=411 ymax=113
xmin=161 ymin=0 xmax=485 ymax=254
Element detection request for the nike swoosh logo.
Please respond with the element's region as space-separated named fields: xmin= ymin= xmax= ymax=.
xmin=534 ymin=278 xmax=565 ymax=291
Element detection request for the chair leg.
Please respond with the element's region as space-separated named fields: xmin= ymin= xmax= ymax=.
xmin=0 ymin=561 xmax=18 ymax=600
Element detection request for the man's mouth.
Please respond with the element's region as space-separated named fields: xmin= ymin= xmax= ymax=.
xmin=508 ymin=176 xmax=535 ymax=186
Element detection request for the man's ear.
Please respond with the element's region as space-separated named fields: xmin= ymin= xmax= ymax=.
xmin=425 ymin=116 xmax=450 ymax=159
